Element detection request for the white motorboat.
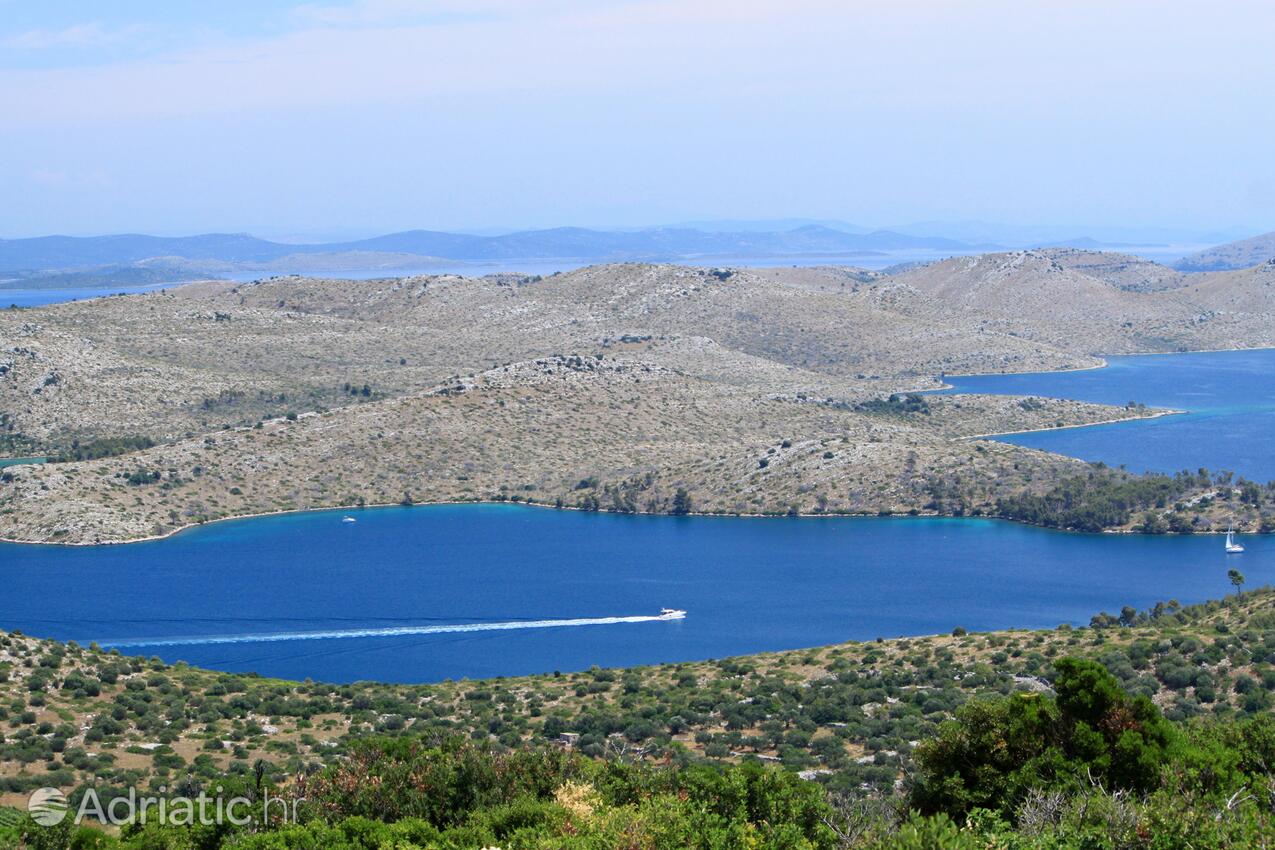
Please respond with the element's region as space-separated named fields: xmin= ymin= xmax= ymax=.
xmin=658 ymin=607 xmax=687 ymax=620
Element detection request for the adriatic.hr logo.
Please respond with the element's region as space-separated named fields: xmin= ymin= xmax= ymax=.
xmin=25 ymin=787 xmax=70 ymax=826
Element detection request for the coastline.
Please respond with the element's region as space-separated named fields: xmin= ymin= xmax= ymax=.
xmin=2 ymin=482 xmax=1260 ymax=548
xmin=4 ymin=344 xmax=1270 ymax=548
xmin=937 ymin=342 xmax=1275 ymax=384
xmin=935 ymin=356 xmax=1109 ymax=384
xmin=958 ymin=407 xmax=1184 ymax=440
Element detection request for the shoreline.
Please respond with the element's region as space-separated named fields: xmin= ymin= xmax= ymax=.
xmin=937 ymin=342 xmax=1275 ymax=383
xmin=2 ymin=487 xmax=1263 ymax=548
xmin=4 ymin=344 xmax=1270 ymax=548
xmin=958 ymin=407 xmax=1184 ymax=440
xmin=936 ymin=356 xmax=1109 ymax=383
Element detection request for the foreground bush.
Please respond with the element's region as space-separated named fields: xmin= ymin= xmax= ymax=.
xmin=2 ymin=659 xmax=1274 ymax=848
xmin=911 ymin=658 xmax=1181 ymax=818
xmin=283 ymin=736 xmax=837 ymax=848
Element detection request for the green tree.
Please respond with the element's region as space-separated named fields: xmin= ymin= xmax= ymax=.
xmin=912 ymin=657 xmax=1178 ymax=819
xmin=1137 ymin=511 xmax=1167 ymax=534
xmin=1228 ymin=568 xmax=1245 ymax=597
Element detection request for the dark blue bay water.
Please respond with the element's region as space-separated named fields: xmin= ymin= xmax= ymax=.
xmin=0 ymin=505 xmax=1265 ymax=683
xmin=1 ymin=349 xmax=1270 ymax=683
xmin=943 ymin=349 xmax=1275 ymax=482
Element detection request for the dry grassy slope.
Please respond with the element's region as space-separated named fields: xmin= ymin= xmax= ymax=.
xmin=220 ymin=264 xmax=1083 ymax=379
xmin=884 ymin=250 xmax=1275 ymax=355
xmin=1042 ymin=248 xmax=1191 ymax=292
xmin=571 ymin=266 xmax=1082 ymax=378
xmin=1182 ymin=259 xmax=1275 ymax=314
xmin=883 ymin=252 xmax=1166 ymax=355
xmin=1176 ymin=231 xmax=1275 ymax=271
xmin=0 ymin=353 xmax=1137 ymax=544
xmin=0 ymin=263 xmax=1098 ymax=447
xmin=743 ymin=264 xmax=885 ymax=291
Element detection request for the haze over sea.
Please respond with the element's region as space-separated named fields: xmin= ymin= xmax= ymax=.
xmin=2 ymin=242 xmax=1200 ymax=309
xmin=4 ymin=254 xmax=916 ymax=308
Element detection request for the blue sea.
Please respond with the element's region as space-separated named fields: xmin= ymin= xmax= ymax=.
xmin=0 ymin=283 xmax=175 ymax=309
xmin=942 ymin=349 xmax=1275 ymax=482
xmin=1 ymin=348 xmax=1272 ymax=683
xmin=0 ymin=506 xmax=1264 ymax=683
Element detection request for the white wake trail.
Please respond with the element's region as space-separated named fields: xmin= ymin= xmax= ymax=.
xmin=96 ymin=614 xmax=679 ymax=648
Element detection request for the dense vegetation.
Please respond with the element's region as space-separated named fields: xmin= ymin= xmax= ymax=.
xmin=0 ymin=413 xmax=38 ymax=459
xmin=854 ymin=393 xmax=931 ymax=416
xmin=995 ymin=465 xmax=1275 ymax=533
xmin=49 ymin=436 xmax=156 ymax=464
xmin=2 ymin=671 xmax=1273 ymax=848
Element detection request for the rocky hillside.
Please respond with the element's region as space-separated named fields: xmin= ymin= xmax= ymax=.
xmin=4 ymin=254 xmax=1275 ymax=543
xmin=1044 ymin=248 xmax=1191 ymax=291
xmin=884 ymin=249 xmax=1275 ymax=353
xmin=1178 ymin=258 xmax=1275 ymax=314
xmin=0 ymin=349 xmax=1136 ymax=544
xmin=1 ymin=264 xmax=1093 ymax=448
xmin=8 ymin=253 xmax=1275 ymax=451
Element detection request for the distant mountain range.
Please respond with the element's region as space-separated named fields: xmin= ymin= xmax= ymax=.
xmin=0 ymin=226 xmax=977 ymax=276
xmin=5 ymin=223 xmax=1267 ymax=287
xmin=1174 ymin=230 xmax=1275 ymax=271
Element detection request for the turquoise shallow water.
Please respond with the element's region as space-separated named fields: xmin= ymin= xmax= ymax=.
xmin=942 ymin=349 xmax=1275 ymax=482
xmin=0 ymin=506 xmax=1265 ymax=683
xmin=0 ymin=457 xmax=46 ymax=468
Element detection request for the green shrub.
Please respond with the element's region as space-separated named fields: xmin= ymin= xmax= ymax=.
xmin=912 ymin=658 xmax=1179 ymax=819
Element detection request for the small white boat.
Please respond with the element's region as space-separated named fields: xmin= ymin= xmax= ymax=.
xmin=658 ymin=607 xmax=687 ymax=620
xmin=342 ymin=516 xmax=357 ymax=524
xmin=1225 ymin=523 xmax=1244 ymax=554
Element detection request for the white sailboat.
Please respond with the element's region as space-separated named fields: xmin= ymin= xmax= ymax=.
xmin=1225 ymin=522 xmax=1244 ymax=554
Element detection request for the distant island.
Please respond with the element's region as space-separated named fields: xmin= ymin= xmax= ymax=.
xmin=0 ymin=225 xmax=980 ymax=288
xmin=1175 ymin=228 xmax=1275 ymax=270
xmin=9 ymin=224 xmax=1270 ymax=293
xmin=3 ymin=248 xmax=1275 ymax=544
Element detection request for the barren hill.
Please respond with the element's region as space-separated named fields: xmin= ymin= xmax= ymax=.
xmin=1040 ymin=248 xmax=1190 ymax=292
xmin=4 ymin=254 xmax=1275 ymax=543
xmin=883 ymin=250 xmax=1275 ymax=353
xmin=0 ymin=264 xmax=1094 ymax=447
xmin=1175 ymin=230 xmax=1275 ymax=271
xmin=1181 ymin=259 xmax=1275 ymax=314
xmin=0 ymin=353 xmax=1125 ymax=544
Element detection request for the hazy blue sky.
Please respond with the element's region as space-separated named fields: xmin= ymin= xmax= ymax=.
xmin=2 ymin=0 xmax=1273 ymax=239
